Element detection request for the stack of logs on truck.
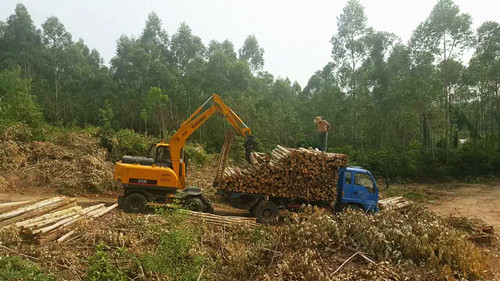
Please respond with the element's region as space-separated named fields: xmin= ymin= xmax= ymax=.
xmin=219 ymin=146 xmax=348 ymax=211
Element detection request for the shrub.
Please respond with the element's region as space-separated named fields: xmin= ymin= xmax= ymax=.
xmin=185 ymin=143 xmax=210 ymax=166
xmin=139 ymin=209 xmax=209 ymax=280
xmin=85 ymin=243 xmax=128 ymax=281
xmin=106 ymin=129 xmax=158 ymax=161
xmin=0 ymin=256 xmax=54 ymax=281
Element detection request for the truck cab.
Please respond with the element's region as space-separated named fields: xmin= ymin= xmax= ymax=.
xmin=335 ymin=167 xmax=379 ymax=212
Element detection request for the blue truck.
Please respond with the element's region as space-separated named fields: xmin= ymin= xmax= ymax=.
xmin=218 ymin=166 xmax=382 ymax=223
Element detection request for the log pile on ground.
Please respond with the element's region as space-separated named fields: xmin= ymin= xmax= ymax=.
xmin=183 ymin=209 xmax=259 ymax=228
xmin=378 ymin=196 xmax=412 ymax=210
xmin=221 ymin=145 xmax=347 ymax=201
xmin=0 ymin=197 xmax=117 ymax=244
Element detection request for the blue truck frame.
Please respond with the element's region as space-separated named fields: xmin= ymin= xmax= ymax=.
xmin=218 ymin=166 xmax=380 ymax=223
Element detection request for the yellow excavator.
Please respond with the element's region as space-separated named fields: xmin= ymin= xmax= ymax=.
xmin=113 ymin=93 xmax=258 ymax=213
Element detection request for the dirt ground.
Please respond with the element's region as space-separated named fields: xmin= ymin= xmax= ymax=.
xmin=424 ymin=182 xmax=500 ymax=230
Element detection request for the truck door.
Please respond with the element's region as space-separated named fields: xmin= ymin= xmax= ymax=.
xmin=341 ymin=171 xmax=363 ymax=204
xmin=347 ymin=172 xmax=367 ymax=203
xmin=353 ymin=172 xmax=378 ymax=210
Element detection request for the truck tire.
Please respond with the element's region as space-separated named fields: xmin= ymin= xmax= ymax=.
xmin=255 ymin=201 xmax=279 ymax=224
xmin=123 ymin=193 xmax=148 ymax=213
xmin=183 ymin=197 xmax=204 ymax=212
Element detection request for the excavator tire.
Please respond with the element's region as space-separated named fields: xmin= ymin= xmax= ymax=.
xmin=254 ymin=201 xmax=279 ymax=224
xmin=123 ymin=193 xmax=148 ymax=213
xmin=183 ymin=197 xmax=205 ymax=212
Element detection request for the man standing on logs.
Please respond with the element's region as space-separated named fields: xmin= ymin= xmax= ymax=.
xmin=314 ymin=116 xmax=331 ymax=152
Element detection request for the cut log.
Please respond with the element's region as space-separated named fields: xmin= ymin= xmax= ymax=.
xmin=20 ymin=206 xmax=81 ymax=230
xmin=0 ymin=198 xmax=77 ymax=228
xmin=31 ymin=204 xmax=104 ymax=235
xmin=0 ymin=201 xmax=32 ymax=212
xmin=91 ymin=203 xmax=118 ymax=218
xmin=57 ymin=229 xmax=76 ymax=243
xmin=0 ymin=197 xmax=63 ymax=221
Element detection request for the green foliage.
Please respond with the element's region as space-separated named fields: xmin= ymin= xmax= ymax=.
xmin=107 ymin=129 xmax=158 ymax=161
xmin=85 ymin=243 xmax=128 ymax=281
xmin=98 ymin=101 xmax=115 ymax=132
xmin=135 ymin=208 xmax=209 ymax=280
xmin=185 ymin=142 xmax=210 ymax=166
xmin=0 ymin=256 xmax=54 ymax=281
xmin=0 ymin=69 xmax=44 ymax=130
xmin=141 ymin=228 xmax=206 ymax=280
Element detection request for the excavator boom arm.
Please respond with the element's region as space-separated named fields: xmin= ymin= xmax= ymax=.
xmin=177 ymin=94 xmax=251 ymax=139
xmin=168 ymin=94 xmax=257 ymax=188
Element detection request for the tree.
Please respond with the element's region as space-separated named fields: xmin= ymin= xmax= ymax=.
xmin=145 ymin=87 xmax=169 ymax=138
xmin=468 ymin=21 xmax=500 ymax=154
xmin=170 ymin=22 xmax=205 ymax=75
xmin=330 ymin=0 xmax=370 ymax=149
xmin=0 ymin=4 xmax=42 ymax=80
xmin=41 ymin=16 xmax=73 ymax=123
xmin=415 ymin=0 xmax=473 ymax=158
xmin=239 ymin=34 xmax=264 ymax=72
xmin=0 ymin=69 xmax=43 ymax=128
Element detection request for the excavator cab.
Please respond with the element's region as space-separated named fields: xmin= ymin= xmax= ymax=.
xmin=153 ymin=144 xmax=173 ymax=168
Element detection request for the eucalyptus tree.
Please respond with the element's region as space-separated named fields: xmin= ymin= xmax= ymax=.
xmin=413 ymin=0 xmax=473 ymax=157
xmin=239 ymin=34 xmax=265 ymax=73
xmin=468 ymin=21 xmax=500 ymax=150
xmin=330 ymin=0 xmax=370 ymax=149
xmin=41 ymin=16 xmax=72 ymax=123
xmin=0 ymin=4 xmax=42 ymax=82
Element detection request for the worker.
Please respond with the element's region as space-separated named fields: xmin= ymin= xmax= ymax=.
xmin=314 ymin=116 xmax=331 ymax=152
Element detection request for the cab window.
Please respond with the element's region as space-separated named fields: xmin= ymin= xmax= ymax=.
xmin=354 ymin=173 xmax=375 ymax=193
xmin=344 ymin=172 xmax=352 ymax=185
xmin=156 ymin=146 xmax=172 ymax=168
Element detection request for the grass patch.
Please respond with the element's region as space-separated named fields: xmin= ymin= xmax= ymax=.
xmin=0 ymin=256 xmax=54 ymax=281
xmin=381 ymin=184 xmax=440 ymax=202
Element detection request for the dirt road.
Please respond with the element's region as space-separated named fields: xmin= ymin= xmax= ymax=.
xmin=426 ymin=182 xmax=500 ymax=229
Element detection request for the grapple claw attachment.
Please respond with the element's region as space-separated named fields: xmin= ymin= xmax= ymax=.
xmin=244 ymin=136 xmax=259 ymax=163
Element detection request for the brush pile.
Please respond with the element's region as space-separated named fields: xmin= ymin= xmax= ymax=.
xmin=0 ymin=124 xmax=115 ymax=193
xmin=0 ymin=197 xmax=117 ymax=244
xmin=220 ymin=145 xmax=347 ymax=201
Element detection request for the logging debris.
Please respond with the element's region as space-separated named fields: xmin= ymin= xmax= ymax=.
xmin=220 ymin=146 xmax=348 ymax=201
xmin=0 ymin=197 xmax=117 ymax=244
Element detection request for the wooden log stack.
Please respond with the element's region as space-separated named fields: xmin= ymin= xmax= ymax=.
xmin=377 ymin=196 xmax=412 ymax=210
xmin=220 ymin=145 xmax=348 ymax=201
xmin=0 ymin=197 xmax=117 ymax=244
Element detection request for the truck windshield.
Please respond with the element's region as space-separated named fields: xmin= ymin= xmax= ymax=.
xmin=355 ymin=173 xmax=375 ymax=193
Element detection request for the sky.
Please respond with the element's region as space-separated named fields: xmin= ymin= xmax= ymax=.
xmin=1 ymin=0 xmax=499 ymax=86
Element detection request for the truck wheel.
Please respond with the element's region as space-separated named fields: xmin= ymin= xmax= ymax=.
xmin=255 ymin=201 xmax=279 ymax=224
xmin=123 ymin=193 xmax=148 ymax=213
xmin=183 ymin=197 xmax=204 ymax=212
